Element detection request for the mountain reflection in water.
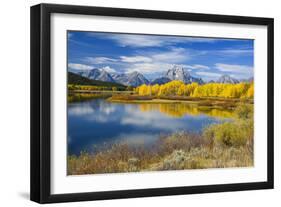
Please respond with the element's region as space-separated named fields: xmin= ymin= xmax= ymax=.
xmin=68 ymin=98 xmax=233 ymax=155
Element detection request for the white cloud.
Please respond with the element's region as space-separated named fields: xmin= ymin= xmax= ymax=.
xmin=125 ymin=63 xmax=209 ymax=75
xmin=195 ymin=71 xmax=222 ymax=78
xmin=68 ymin=63 xmax=93 ymax=70
xmin=121 ymin=47 xmax=211 ymax=74
xmin=215 ymin=63 xmax=253 ymax=74
xmin=79 ymin=40 xmax=211 ymax=76
xmin=126 ymin=63 xmax=173 ymax=74
xmin=93 ymin=33 xmax=221 ymax=48
xmin=85 ymin=57 xmax=117 ymax=64
xmin=181 ymin=37 xmax=218 ymax=43
xmin=105 ymin=34 xmax=165 ymax=47
xmin=120 ymin=56 xmax=152 ymax=63
xmin=216 ymin=49 xmax=253 ymax=56
xmin=151 ymin=48 xmax=189 ymax=63
xmin=100 ymin=66 xmax=116 ymax=73
xmin=121 ymin=48 xmax=190 ymax=74
xmin=186 ymin=64 xmax=210 ymax=70
xmin=78 ymin=46 xmax=209 ymax=76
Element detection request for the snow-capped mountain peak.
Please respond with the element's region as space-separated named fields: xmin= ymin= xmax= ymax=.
xmin=166 ymin=65 xmax=190 ymax=81
xmin=121 ymin=71 xmax=150 ymax=87
xmin=71 ymin=68 xmax=115 ymax=83
xmin=97 ymin=69 xmax=114 ymax=82
xmin=217 ymin=74 xmax=239 ymax=84
xmin=164 ymin=65 xmax=203 ymax=84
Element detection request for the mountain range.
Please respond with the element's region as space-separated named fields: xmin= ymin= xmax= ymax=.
xmin=110 ymin=71 xmax=150 ymax=87
xmin=72 ymin=68 xmax=149 ymax=87
xmin=70 ymin=65 xmax=252 ymax=87
xmin=68 ymin=72 xmax=127 ymax=90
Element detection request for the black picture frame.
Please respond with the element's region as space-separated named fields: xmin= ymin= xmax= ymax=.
xmin=30 ymin=3 xmax=274 ymax=204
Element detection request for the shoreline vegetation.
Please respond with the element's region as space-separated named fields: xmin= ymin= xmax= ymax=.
xmin=107 ymin=95 xmax=253 ymax=109
xmin=108 ymin=80 xmax=254 ymax=107
xmin=67 ymin=103 xmax=254 ymax=175
xmin=68 ymin=80 xmax=254 ymax=107
xmin=67 ymin=80 xmax=254 ymax=175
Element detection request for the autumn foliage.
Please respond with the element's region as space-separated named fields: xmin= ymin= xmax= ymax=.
xmin=135 ymin=80 xmax=254 ymax=99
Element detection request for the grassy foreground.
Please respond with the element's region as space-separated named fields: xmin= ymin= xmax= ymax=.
xmin=67 ymin=104 xmax=253 ymax=175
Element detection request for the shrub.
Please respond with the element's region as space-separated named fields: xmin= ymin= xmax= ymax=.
xmin=157 ymin=132 xmax=203 ymax=155
xmin=203 ymin=126 xmax=216 ymax=147
xmin=161 ymin=150 xmax=187 ymax=170
xmin=234 ymin=104 xmax=253 ymax=119
xmin=203 ymin=120 xmax=253 ymax=147
xmin=214 ymin=122 xmax=247 ymax=146
xmin=204 ymin=103 xmax=253 ymax=148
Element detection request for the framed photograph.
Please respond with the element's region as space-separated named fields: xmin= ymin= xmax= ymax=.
xmin=30 ymin=3 xmax=274 ymax=203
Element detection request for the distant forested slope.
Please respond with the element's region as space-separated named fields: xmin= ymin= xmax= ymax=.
xmin=68 ymin=72 xmax=127 ymax=90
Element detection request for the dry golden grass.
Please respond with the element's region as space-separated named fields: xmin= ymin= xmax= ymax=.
xmin=68 ymin=93 xmax=110 ymax=103
xmin=68 ymin=131 xmax=253 ymax=175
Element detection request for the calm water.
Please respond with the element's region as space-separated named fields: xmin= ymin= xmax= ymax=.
xmin=68 ymin=98 xmax=233 ymax=156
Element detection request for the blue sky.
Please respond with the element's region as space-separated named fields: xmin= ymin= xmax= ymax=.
xmin=67 ymin=31 xmax=254 ymax=81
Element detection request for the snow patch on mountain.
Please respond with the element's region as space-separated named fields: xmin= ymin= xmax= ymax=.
xmin=165 ymin=65 xmax=204 ymax=84
xmin=216 ymin=75 xmax=239 ymax=84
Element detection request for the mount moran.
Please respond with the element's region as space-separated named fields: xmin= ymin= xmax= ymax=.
xmin=70 ymin=65 xmax=246 ymax=87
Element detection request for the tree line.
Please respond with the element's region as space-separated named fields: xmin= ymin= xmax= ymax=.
xmin=135 ymin=80 xmax=254 ymax=99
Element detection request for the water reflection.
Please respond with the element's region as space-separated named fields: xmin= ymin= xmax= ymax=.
xmin=68 ymin=99 xmax=233 ymax=155
xmin=138 ymin=103 xmax=234 ymax=118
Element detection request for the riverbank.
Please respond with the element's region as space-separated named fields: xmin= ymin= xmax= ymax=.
xmin=107 ymin=94 xmax=253 ymax=108
xmin=67 ymin=104 xmax=253 ymax=175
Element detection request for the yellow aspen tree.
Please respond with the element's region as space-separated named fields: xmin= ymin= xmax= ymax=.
xmin=247 ymin=83 xmax=254 ymax=98
xmin=152 ymin=84 xmax=160 ymax=96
